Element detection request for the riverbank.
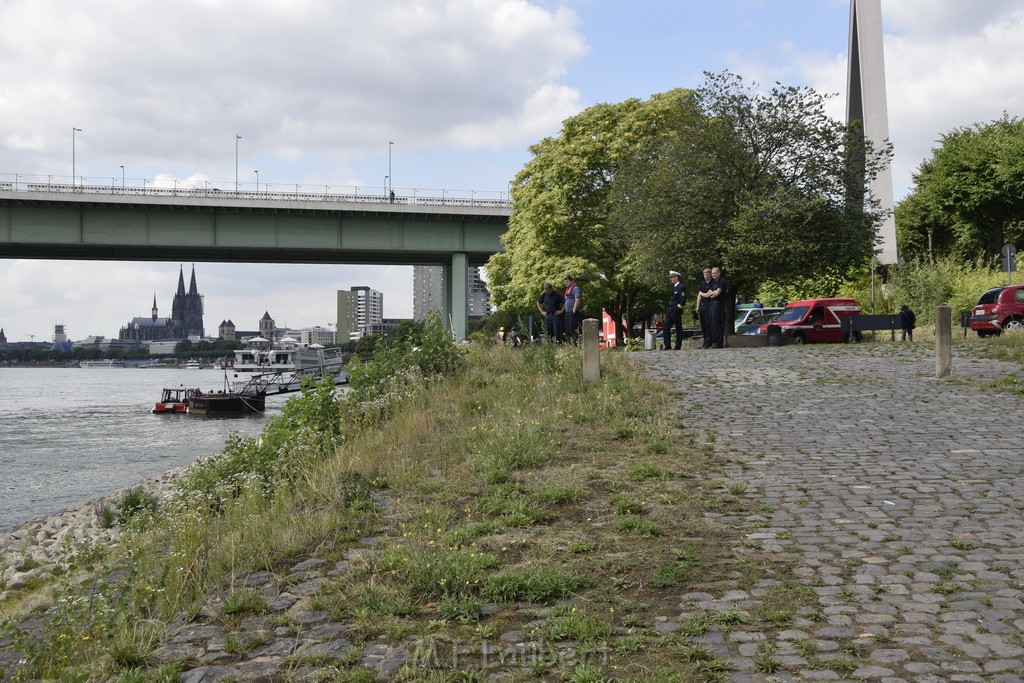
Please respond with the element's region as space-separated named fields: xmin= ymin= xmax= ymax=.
xmin=0 ymin=461 xmax=196 ymax=598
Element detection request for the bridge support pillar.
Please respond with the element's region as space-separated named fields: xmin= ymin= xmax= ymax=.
xmin=444 ymin=252 xmax=469 ymax=341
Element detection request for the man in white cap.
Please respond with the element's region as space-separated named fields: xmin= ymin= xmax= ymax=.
xmin=663 ymin=270 xmax=687 ymax=350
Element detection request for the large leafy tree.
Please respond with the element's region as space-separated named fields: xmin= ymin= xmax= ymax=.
xmin=486 ymin=89 xmax=695 ymax=338
xmin=613 ymin=72 xmax=887 ymax=301
xmin=897 ymin=115 xmax=1024 ymax=263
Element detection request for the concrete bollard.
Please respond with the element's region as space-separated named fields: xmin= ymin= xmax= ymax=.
xmin=935 ymin=305 xmax=952 ymax=378
xmin=582 ymin=318 xmax=600 ymax=382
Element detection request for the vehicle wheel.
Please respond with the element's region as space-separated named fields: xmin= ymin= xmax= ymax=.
xmin=1003 ymin=317 xmax=1024 ymax=331
xmin=792 ymin=332 xmax=806 ymax=345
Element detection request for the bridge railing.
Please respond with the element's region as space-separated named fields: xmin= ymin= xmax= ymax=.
xmin=2 ymin=174 xmax=512 ymax=209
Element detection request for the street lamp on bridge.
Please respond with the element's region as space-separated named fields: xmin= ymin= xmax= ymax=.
xmin=120 ymin=165 xmax=125 ymax=188
xmin=72 ymin=127 xmax=82 ymax=188
xmin=254 ymin=170 xmax=259 ymax=194
xmin=235 ymin=134 xmax=241 ymax=193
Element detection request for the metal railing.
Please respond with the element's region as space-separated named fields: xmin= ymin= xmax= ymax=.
xmin=0 ymin=173 xmax=512 ymax=209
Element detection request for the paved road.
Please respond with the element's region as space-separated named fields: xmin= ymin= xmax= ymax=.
xmin=638 ymin=342 xmax=1024 ymax=682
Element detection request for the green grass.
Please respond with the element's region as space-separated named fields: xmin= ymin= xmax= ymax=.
xmin=0 ymin=340 xmax=792 ymax=681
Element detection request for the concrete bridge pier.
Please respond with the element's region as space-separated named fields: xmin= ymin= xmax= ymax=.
xmin=444 ymin=252 xmax=469 ymax=340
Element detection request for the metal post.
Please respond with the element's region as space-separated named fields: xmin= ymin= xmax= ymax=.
xmin=120 ymin=165 xmax=125 ymax=188
xmin=388 ymin=141 xmax=393 ymax=194
xmin=935 ymin=305 xmax=952 ymax=378
xmin=254 ymin=170 xmax=259 ymax=193
xmin=582 ymin=319 xmax=600 ymax=382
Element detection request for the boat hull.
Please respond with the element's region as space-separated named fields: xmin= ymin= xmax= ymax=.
xmin=187 ymin=393 xmax=265 ymax=416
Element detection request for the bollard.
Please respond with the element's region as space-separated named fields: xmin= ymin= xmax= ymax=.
xmin=935 ymin=305 xmax=952 ymax=378
xmin=582 ymin=318 xmax=600 ymax=382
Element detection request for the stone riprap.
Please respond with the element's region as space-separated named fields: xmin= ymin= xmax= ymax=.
xmin=637 ymin=342 xmax=1024 ymax=681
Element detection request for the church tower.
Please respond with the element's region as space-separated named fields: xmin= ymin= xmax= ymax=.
xmin=171 ymin=265 xmax=205 ymax=338
xmin=152 ymin=294 xmax=159 ymax=321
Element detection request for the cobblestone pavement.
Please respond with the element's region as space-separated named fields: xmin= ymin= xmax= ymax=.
xmin=637 ymin=342 xmax=1024 ymax=682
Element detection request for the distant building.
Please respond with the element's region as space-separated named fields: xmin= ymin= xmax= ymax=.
xmin=218 ymin=320 xmax=236 ymax=341
xmin=413 ymin=265 xmax=491 ymax=321
xmin=0 ymin=327 xmax=6 ymax=344
xmin=259 ymin=311 xmax=275 ymax=340
xmin=119 ymin=265 xmax=205 ymax=341
xmin=337 ymin=286 xmax=383 ymax=341
xmin=300 ymin=326 xmax=336 ymax=346
xmin=362 ymin=318 xmax=407 ymax=337
xmin=53 ymin=324 xmax=67 ymax=344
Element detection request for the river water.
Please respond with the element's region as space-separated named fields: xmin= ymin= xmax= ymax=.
xmin=0 ymin=367 xmax=278 ymax=532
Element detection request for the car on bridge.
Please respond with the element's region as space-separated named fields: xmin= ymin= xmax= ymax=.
xmin=969 ymin=285 xmax=1024 ymax=337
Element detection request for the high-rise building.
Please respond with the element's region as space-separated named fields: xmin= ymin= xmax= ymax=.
xmin=52 ymin=324 xmax=67 ymax=344
xmin=336 ymin=286 xmax=383 ymax=341
xmin=413 ymin=266 xmax=490 ymax=321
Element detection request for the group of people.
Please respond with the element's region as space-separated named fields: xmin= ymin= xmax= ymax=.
xmin=536 ymin=276 xmax=582 ymax=343
xmin=662 ymin=267 xmax=728 ymax=350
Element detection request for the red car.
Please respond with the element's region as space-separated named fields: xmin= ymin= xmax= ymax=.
xmin=969 ymin=285 xmax=1024 ymax=337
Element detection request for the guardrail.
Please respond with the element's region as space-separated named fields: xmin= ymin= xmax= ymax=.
xmin=0 ymin=175 xmax=512 ymax=209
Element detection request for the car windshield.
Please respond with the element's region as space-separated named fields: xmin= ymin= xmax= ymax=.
xmin=774 ymin=306 xmax=809 ymax=323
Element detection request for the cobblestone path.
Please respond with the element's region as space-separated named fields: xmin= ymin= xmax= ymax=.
xmin=637 ymin=342 xmax=1024 ymax=682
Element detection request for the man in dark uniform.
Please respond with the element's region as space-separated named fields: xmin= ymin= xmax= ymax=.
xmin=662 ymin=270 xmax=687 ymax=350
xmin=536 ymin=282 xmax=565 ymax=342
xmin=696 ymin=268 xmax=713 ymax=349
xmin=705 ymin=266 xmax=727 ymax=348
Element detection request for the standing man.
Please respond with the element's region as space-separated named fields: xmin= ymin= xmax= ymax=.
xmin=563 ymin=276 xmax=582 ymax=345
xmin=695 ymin=268 xmax=713 ymax=349
xmin=705 ymin=266 xmax=727 ymax=348
xmin=899 ymin=305 xmax=916 ymax=341
xmin=663 ymin=270 xmax=687 ymax=350
xmin=536 ymin=282 xmax=566 ymax=342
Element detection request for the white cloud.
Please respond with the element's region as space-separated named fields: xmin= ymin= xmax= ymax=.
xmin=0 ymin=0 xmax=586 ymax=185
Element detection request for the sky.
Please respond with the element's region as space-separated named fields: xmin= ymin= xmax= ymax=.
xmin=3 ymin=0 xmax=1024 ymax=342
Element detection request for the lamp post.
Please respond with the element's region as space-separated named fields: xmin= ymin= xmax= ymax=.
xmin=254 ymin=170 xmax=259 ymax=194
xmin=235 ymin=134 xmax=241 ymax=193
xmin=72 ymin=127 xmax=82 ymax=189
xmin=120 ymin=165 xmax=125 ymax=188
xmin=384 ymin=176 xmax=388 ymax=197
xmin=388 ymin=140 xmax=393 ymax=194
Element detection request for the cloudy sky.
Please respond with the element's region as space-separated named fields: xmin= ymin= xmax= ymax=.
xmin=2 ymin=0 xmax=1023 ymax=342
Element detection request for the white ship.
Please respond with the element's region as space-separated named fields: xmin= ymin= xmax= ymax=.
xmin=231 ymin=336 xmax=345 ymax=380
xmin=79 ymin=359 xmax=126 ymax=368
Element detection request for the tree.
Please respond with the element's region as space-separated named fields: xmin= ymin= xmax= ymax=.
xmin=613 ymin=72 xmax=887 ymax=304
xmin=897 ymin=115 xmax=1024 ymax=263
xmin=486 ymin=89 xmax=697 ymax=339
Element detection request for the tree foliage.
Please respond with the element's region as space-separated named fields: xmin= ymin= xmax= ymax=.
xmin=488 ymin=72 xmax=889 ymax=332
xmin=897 ymin=115 xmax=1024 ymax=263
xmin=614 ymin=71 xmax=886 ymax=299
xmin=487 ymin=89 xmax=694 ymax=336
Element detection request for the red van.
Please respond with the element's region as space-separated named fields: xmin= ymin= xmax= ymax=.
xmin=758 ymin=298 xmax=861 ymax=344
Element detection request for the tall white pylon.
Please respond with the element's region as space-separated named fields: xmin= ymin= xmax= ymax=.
xmin=847 ymin=0 xmax=898 ymax=264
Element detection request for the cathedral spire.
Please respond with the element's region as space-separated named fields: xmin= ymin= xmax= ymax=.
xmin=176 ymin=265 xmax=186 ymax=296
xmin=152 ymin=293 xmax=158 ymax=320
xmin=188 ymin=264 xmax=198 ymax=296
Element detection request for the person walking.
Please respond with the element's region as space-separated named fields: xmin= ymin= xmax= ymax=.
xmin=899 ymin=305 xmax=916 ymax=341
xmin=696 ymin=268 xmax=713 ymax=349
xmin=563 ymin=275 xmax=582 ymax=345
xmin=662 ymin=270 xmax=687 ymax=350
xmin=536 ymin=282 xmax=566 ymax=342
xmin=705 ymin=266 xmax=727 ymax=348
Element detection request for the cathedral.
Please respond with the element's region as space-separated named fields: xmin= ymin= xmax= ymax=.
xmin=119 ymin=265 xmax=205 ymax=341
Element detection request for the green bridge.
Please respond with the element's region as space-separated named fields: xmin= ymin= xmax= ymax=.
xmin=0 ymin=185 xmax=510 ymax=340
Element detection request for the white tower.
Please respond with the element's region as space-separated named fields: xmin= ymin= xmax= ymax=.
xmin=847 ymin=0 xmax=897 ymax=263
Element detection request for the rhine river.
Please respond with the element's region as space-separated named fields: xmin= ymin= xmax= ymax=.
xmin=0 ymin=367 xmax=278 ymax=532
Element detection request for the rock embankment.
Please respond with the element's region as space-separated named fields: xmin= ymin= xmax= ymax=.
xmin=0 ymin=465 xmax=188 ymax=601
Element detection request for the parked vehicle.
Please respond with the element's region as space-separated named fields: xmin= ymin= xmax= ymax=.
xmin=735 ymin=307 xmax=784 ymax=334
xmin=969 ymin=285 xmax=1024 ymax=337
xmin=758 ymin=298 xmax=860 ymax=344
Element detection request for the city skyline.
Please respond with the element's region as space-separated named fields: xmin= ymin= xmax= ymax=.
xmin=3 ymin=1 xmax=1024 ymax=339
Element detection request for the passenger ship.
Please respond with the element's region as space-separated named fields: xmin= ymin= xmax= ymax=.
xmin=231 ymin=336 xmax=345 ymax=378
